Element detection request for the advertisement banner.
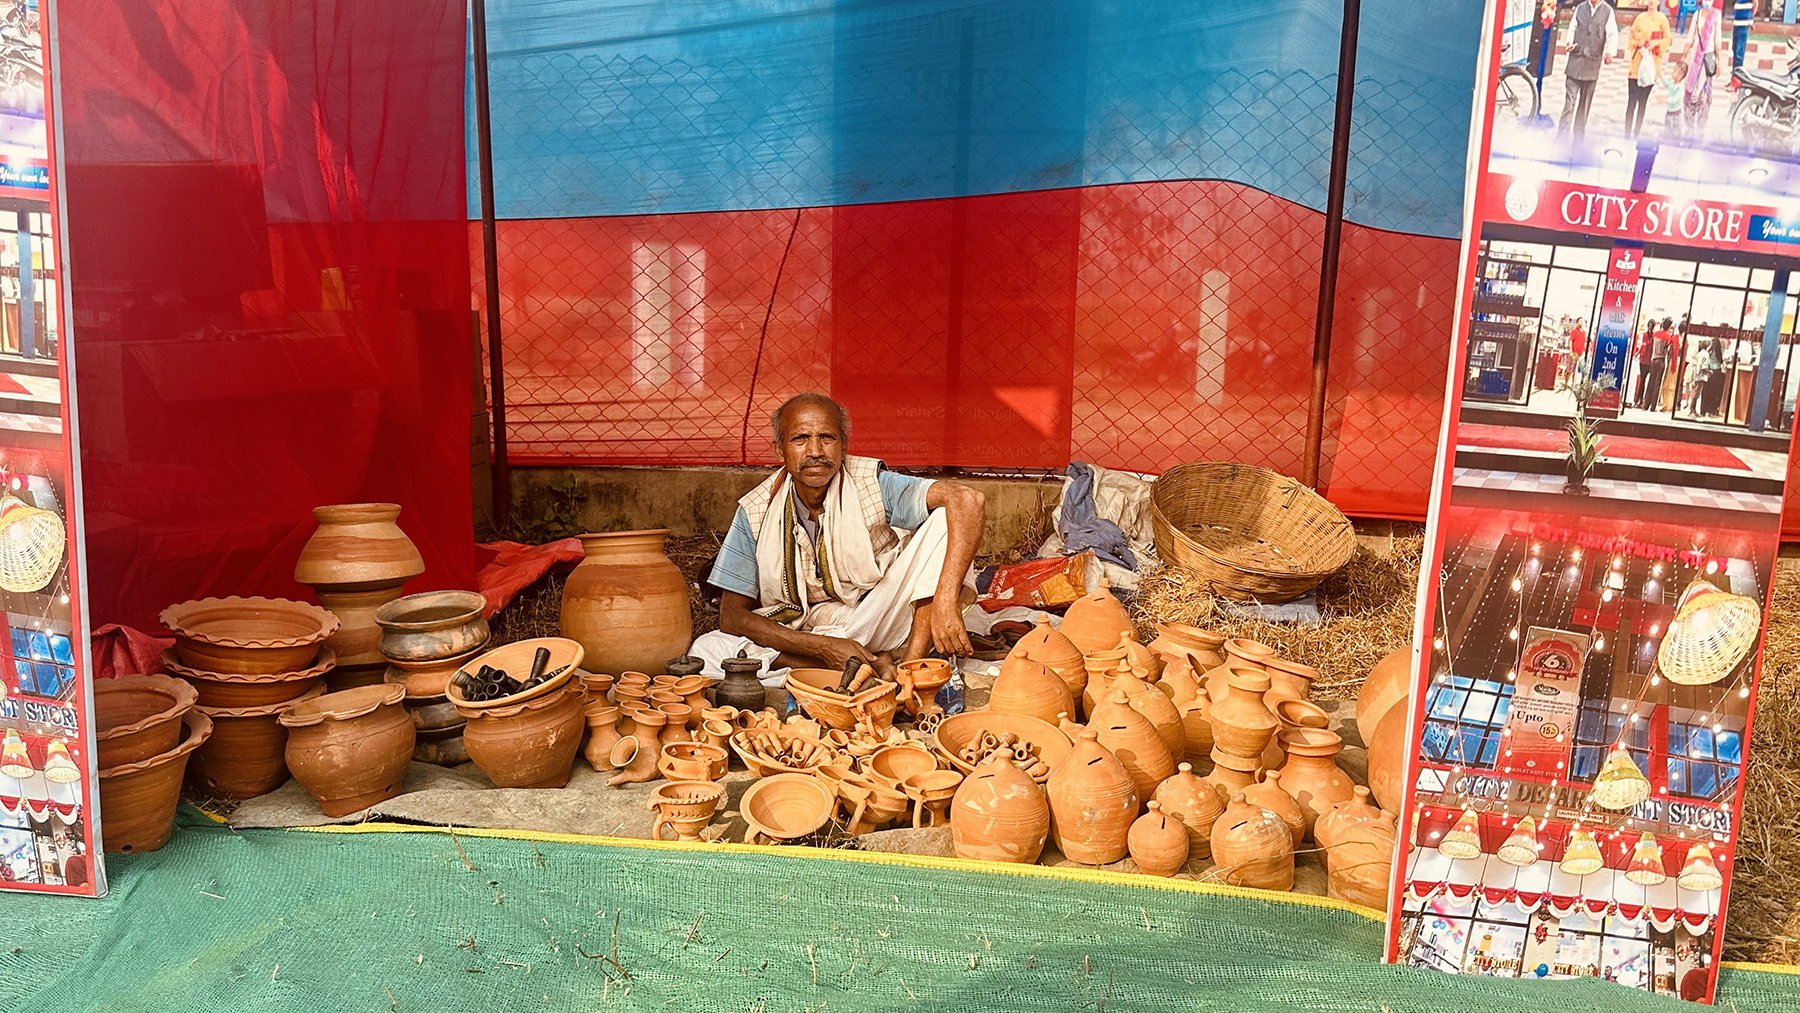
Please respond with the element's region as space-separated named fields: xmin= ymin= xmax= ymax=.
xmin=1388 ymin=0 xmax=1795 ymax=1002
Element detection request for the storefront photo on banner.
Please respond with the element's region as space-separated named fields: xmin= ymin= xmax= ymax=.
xmin=1389 ymin=0 xmax=1798 ymax=1002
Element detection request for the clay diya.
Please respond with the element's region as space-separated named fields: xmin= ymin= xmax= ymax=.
xmin=902 ymin=769 xmax=963 ymax=828
xmin=279 ymin=683 xmax=415 ymax=817
xmin=94 ymin=674 xmax=197 ymax=769
xmin=741 ymin=773 xmax=835 ymax=844
xmin=160 ymin=596 xmax=338 ymax=674
xmin=866 ymin=743 xmax=938 ymax=787
xmin=647 ymin=780 xmax=726 ymax=842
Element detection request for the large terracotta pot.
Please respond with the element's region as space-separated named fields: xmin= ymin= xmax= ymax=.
xmin=1356 ymin=647 xmax=1413 ymax=747
xmin=1149 ymin=762 xmax=1224 ymax=858
xmin=160 ymin=597 xmax=338 ymax=674
xmin=459 ymin=680 xmax=586 ymax=788
xmin=1210 ymin=791 xmax=1295 ymax=891
xmin=1365 ymin=702 xmax=1412 ymax=811
xmin=98 ymin=710 xmax=213 ymax=853
xmin=1007 ymin=614 xmax=1088 ymax=702
xmin=1242 ymin=772 xmax=1304 ymax=848
xmin=951 ymin=747 xmax=1050 ymax=864
xmin=1128 ymin=801 xmax=1189 ymax=877
xmin=1059 ymin=578 xmax=1134 ymax=657
xmin=1110 ymin=666 xmax=1184 ymax=759
xmin=1046 ymin=729 xmax=1138 ymax=865
xmin=1147 ymin=622 xmax=1225 ymax=672
xmin=280 ymin=684 xmax=415 ymax=817
xmin=294 ymin=502 xmax=426 ymax=591
xmin=989 ymin=658 xmax=1075 ymax=726
xmin=1207 ymin=665 xmax=1279 ymax=763
xmin=188 ymin=685 xmax=326 ymax=799
xmin=560 ymin=529 xmax=692 ymax=675
xmin=1085 ymin=691 xmax=1175 ymax=799
xmin=1326 ymin=812 xmax=1397 ymax=909
xmin=94 ymin=674 xmax=197 ymax=769
xmin=1274 ymin=727 xmax=1356 ymax=841
xmin=375 ymin=590 xmax=490 ymax=662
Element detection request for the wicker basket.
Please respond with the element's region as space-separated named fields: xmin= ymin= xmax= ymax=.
xmin=1657 ymin=580 xmax=1760 ymax=686
xmin=1148 ymin=462 xmax=1355 ymax=602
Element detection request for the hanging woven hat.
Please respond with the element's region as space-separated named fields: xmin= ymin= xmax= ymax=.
xmin=0 ymin=494 xmax=64 ymax=593
xmin=1589 ymin=746 xmax=1651 ymax=811
xmin=1657 ymin=579 xmax=1760 ymax=686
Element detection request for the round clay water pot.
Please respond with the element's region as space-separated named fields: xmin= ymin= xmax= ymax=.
xmin=1129 ymin=802 xmax=1190 ymax=877
xmin=1274 ymin=727 xmax=1355 ymax=840
xmin=314 ymin=586 xmax=408 ymax=669
xmin=160 ymin=596 xmax=338 ymax=674
xmin=1207 ymin=666 xmax=1278 ymax=762
xmin=1261 ymin=698 xmax=1331 ymax=771
xmin=94 ymin=674 xmax=197 ymax=769
xmin=1356 ymin=647 xmax=1413 ymax=747
xmin=1210 ymin=791 xmax=1295 ymax=891
xmin=951 ymin=747 xmax=1051 ymax=864
xmin=293 ymin=502 xmax=425 ymax=592
xmin=560 ymin=529 xmax=692 ymax=676
xmin=280 ymin=683 xmax=415 ymax=817
xmin=1059 ymin=578 xmax=1134 ymax=657
xmin=375 ymin=589 xmax=490 ymax=662
xmin=1007 ymin=614 xmax=1087 ymax=702
xmin=989 ymin=657 xmax=1075 ymax=726
xmin=1365 ymin=702 xmax=1411 ymax=811
xmin=98 ymin=710 xmax=213 ymax=854
xmin=1150 ymin=763 xmax=1225 ymax=858
xmin=1047 ymin=729 xmax=1138 ymax=865
xmin=1148 ymin=622 xmax=1225 ymax=671
xmin=460 ymin=680 xmax=586 ymax=788
xmin=187 ymin=686 xmax=327 ymax=799
xmin=741 ymin=773 xmax=835 ymax=844
xmin=449 ymin=637 xmax=584 ymax=710
xmin=648 ymin=780 xmax=726 ymax=842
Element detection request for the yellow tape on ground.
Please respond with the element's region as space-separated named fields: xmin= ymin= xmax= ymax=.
xmin=1720 ymin=960 xmax=1800 ymax=976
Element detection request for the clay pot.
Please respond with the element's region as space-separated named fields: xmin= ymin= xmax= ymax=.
xmin=1128 ymin=801 xmax=1189 ymax=877
xmin=867 ymin=743 xmax=937 ymax=788
xmin=560 ymin=529 xmax=692 ymax=676
xmin=1314 ymin=785 xmax=1385 ymax=856
xmin=607 ymin=735 xmax=659 ymax=786
xmin=741 ymin=773 xmax=836 ymax=844
xmin=1222 ymin=638 xmax=1276 ymax=670
xmin=384 ymin=645 xmax=483 ymax=700
xmin=951 ymin=747 xmax=1051 ymax=864
xmin=1207 ymin=665 xmax=1278 ymax=763
xmin=1080 ymin=646 xmax=1130 ymax=716
xmin=160 ymin=596 xmax=338 ymax=674
xmin=715 ymin=651 xmax=768 ymax=712
xmin=1150 ymin=762 xmax=1225 ymax=858
xmin=98 ymin=710 xmax=213 ymax=853
xmin=581 ymin=672 xmax=616 ymax=701
xmin=279 ymin=684 xmax=415 ymax=817
xmin=1148 ymin=622 xmax=1225 ymax=672
xmin=375 ymin=589 xmax=490 ymax=662
xmin=1262 ymin=656 xmax=1317 ymax=709
xmin=187 ymin=686 xmax=327 ymax=799
xmin=1210 ymin=792 xmax=1296 ymax=891
xmin=785 ymin=668 xmax=900 ymax=734
xmin=1006 ymin=614 xmax=1087 ymax=702
xmin=903 ymin=769 xmax=963 ymax=828
xmin=1326 ymin=812 xmax=1397 ymax=909
xmin=672 ymin=675 xmax=708 ymax=714
xmin=928 ymin=711 xmax=1072 ymax=782
xmin=700 ymin=718 xmax=733 ymax=752
xmin=1156 ymin=655 xmax=1203 ymax=707
xmin=664 ymin=656 xmax=706 ymax=677
xmin=1274 ymin=727 xmax=1355 ymax=841
xmin=1356 ymin=647 xmax=1413 ymax=747
xmin=314 ymin=587 xmax=409 ymax=670
xmin=1365 ymin=703 xmax=1411 ymax=811
xmin=94 ymin=674 xmax=197 ymax=769
xmin=1260 ymin=698 xmax=1330 ymax=771
xmin=1242 ymin=771 xmax=1304 ymax=848
xmin=584 ymin=703 xmax=623 ymax=771
xmin=647 ymin=780 xmax=725 ymax=842
xmin=161 ymin=646 xmax=337 ymax=709
xmin=1085 ymin=691 xmax=1175 ymax=799
xmin=1046 ymin=729 xmax=1138 ymax=865
xmin=460 ymin=681 xmax=586 ymax=788
xmin=1178 ymin=694 xmax=1214 ymax=767
xmin=293 ymin=502 xmax=425 ymax=591
xmin=990 ymin=658 xmax=1075 ymax=726
xmin=657 ymin=741 xmax=728 ymax=782
xmin=1061 ymin=578 xmax=1134 ymax=656
xmin=1110 ymin=666 xmax=1184 ymax=759
xmin=405 ymin=695 xmax=464 ymax=731
xmin=449 ymin=637 xmax=584 ymax=710
xmin=616 ymin=671 xmax=652 ymax=691
xmin=840 ymin=779 xmax=910 ymax=835
xmin=1206 ymin=748 xmax=1260 ymax=796
xmin=1117 ymin=633 xmax=1164 ymax=683
xmin=413 ymin=725 xmax=468 ymax=766
xmin=658 ymin=704 xmax=694 ymax=747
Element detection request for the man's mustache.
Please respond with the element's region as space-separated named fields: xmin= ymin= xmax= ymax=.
xmin=801 ymin=457 xmax=836 ymax=469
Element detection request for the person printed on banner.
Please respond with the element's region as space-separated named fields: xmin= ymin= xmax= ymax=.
xmin=1662 ymin=54 xmax=1688 ymax=138
xmin=1627 ymin=0 xmax=1673 ymax=136
xmin=1561 ymin=0 xmax=1621 ymax=140
xmin=1644 ymin=317 xmax=1676 ymax=410
xmin=1631 ymin=322 xmax=1657 ymax=407
xmin=1681 ymin=0 xmax=1721 ymax=133
xmin=1729 ymin=0 xmax=1751 ymax=82
xmin=1570 ymin=318 xmax=1590 ymax=360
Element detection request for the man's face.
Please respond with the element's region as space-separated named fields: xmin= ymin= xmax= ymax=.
xmin=777 ymin=402 xmax=845 ymax=492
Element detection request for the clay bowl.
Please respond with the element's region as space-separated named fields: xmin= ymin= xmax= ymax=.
xmin=160 ymin=596 xmax=339 ymax=674
xmin=448 ymin=637 xmax=583 ymax=711
xmin=162 ymin=646 xmax=336 ymax=708
xmin=385 ymin=644 xmax=484 ymax=699
xmin=459 ymin=679 xmax=586 ymax=788
xmin=866 ymin=743 xmax=939 ymax=787
xmin=374 ymin=590 xmax=491 ymax=661
xmin=94 ymin=674 xmax=197 ymax=769
xmin=785 ymin=668 xmax=900 ymax=732
xmin=929 ymin=711 xmax=1072 ymax=783
xmin=98 ymin=710 xmax=214 ymax=853
xmin=740 ymin=773 xmax=836 ymax=844
xmin=187 ymin=685 xmax=327 ymax=799
xmin=729 ymin=726 xmax=840 ymax=777
xmin=657 ymin=740 xmax=729 ymax=782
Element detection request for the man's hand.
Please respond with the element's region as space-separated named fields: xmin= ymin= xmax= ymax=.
xmin=928 ymin=596 xmax=974 ymax=657
xmin=814 ymin=636 xmax=878 ymax=673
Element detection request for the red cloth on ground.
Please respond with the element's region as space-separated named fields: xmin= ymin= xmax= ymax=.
xmin=475 ymin=539 xmax=585 ymax=617
xmin=90 ymin=623 xmax=174 ymax=679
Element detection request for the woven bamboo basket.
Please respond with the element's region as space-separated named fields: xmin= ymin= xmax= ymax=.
xmin=1148 ymin=462 xmax=1355 ymax=601
xmin=0 ymin=495 xmax=64 ymax=593
xmin=1657 ymin=580 xmax=1760 ymax=686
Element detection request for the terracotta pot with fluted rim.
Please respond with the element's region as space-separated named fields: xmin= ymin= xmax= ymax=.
xmin=99 ymin=710 xmax=213 ymax=853
xmin=1046 ymin=729 xmax=1137 ymax=865
xmin=459 ymin=680 xmax=586 ymax=788
xmin=280 ymin=683 xmax=415 ymax=816
xmin=1150 ymin=762 xmax=1225 ymax=858
xmin=950 ymin=747 xmax=1050 ymax=864
xmin=1059 ymin=578 xmax=1134 ymax=657
xmin=94 ymin=674 xmax=197 ymax=769
xmin=1128 ymin=801 xmax=1189 ymax=877
xmin=560 ymin=529 xmax=692 ymax=676
xmin=160 ymin=597 xmax=338 ymax=675
xmin=1006 ymin=614 xmax=1088 ymax=702
xmin=1085 ymin=691 xmax=1174 ymax=798
xmin=1210 ymin=791 xmax=1295 ymax=891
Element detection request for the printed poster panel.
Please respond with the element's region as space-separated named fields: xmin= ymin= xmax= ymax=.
xmin=1387 ymin=0 xmax=1794 ymax=1001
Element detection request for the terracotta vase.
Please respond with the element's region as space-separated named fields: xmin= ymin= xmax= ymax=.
xmin=1262 ymin=656 xmax=1316 ymax=710
xmin=187 ymin=686 xmax=326 ymax=799
xmin=293 ymin=502 xmax=425 ymax=591
xmin=583 ymin=702 xmax=623 ymax=771
xmin=950 ymin=747 xmax=1050 ymax=864
xmin=374 ymin=589 xmax=490 ymax=662
xmin=1206 ymin=748 xmax=1260 ymax=796
xmin=1206 ymin=665 xmax=1279 ymax=768
xmin=1210 ymin=792 xmax=1296 ymax=891
xmin=741 ymin=773 xmax=836 ymax=844
xmin=1260 ymin=698 xmax=1331 ymax=771
xmin=582 ymin=671 xmax=617 ymax=700
xmin=1326 ymin=812 xmax=1397 ymax=909
xmin=989 ymin=658 xmax=1075 ymax=726
xmin=1147 ymin=622 xmax=1225 ymax=672
xmin=460 ymin=681 xmax=586 ymax=788
xmin=1007 ymin=614 xmax=1088 ymax=702
xmin=1060 ymin=578 xmax=1134 ymax=657
xmin=1128 ymin=801 xmax=1189 ymax=877
xmin=1110 ymin=665 xmax=1184 ymax=759
xmin=98 ymin=710 xmax=214 ymax=853
xmin=606 ymin=735 xmax=659 ymax=786
xmin=279 ymin=684 xmax=415 ymax=817
xmin=1274 ymin=727 xmax=1355 ymax=841
xmin=1356 ymin=647 xmax=1413 ymax=747
xmin=903 ymin=769 xmax=963 ymax=828
xmin=1046 ymin=729 xmax=1138 ymax=865
xmin=714 ymin=650 xmax=767 ymax=712
xmin=700 ymin=718 xmax=734 ymax=752
xmin=1314 ymin=785 xmax=1384 ymax=855
xmin=1366 ymin=702 xmax=1411 ymax=811
xmin=94 ymin=674 xmax=197 ymax=769
xmin=1085 ymin=691 xmax=1175 ymax=799
xmin=672 ymin=675 xmax=708 ymax=714
xmin=560 ymin=529 xmax=692 ymax=675
xmin=647 ymin=780 xmax=726 ymax=842
xmin=1149 ymin=762 xmax=1225 ymax=858
xmin=1222 ymin=638 xmax=1276 ymax=670
xmin=658 ymin=704 xmax=694 ymax=747
xmin=1242 ymin=771 xmax=1305 ymax=848
xmin=160 ymin=596 xmax=338 ymax=674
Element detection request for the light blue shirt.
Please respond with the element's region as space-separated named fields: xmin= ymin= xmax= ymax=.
xmin=708 ymin=467 xmax=934 ymax=600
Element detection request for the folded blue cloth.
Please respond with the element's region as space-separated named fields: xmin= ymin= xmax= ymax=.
xmin=1057 ymin=461 xmax=1137 ymax=570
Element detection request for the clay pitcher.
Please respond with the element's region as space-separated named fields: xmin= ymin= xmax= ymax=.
xmin=1210 ymin=792 xmax=1296 ymax=891
xmin=1007 ymin=614 xmax=1088 ymax=703
xmin=1128 ymin=801 xmax=1189 ymax=878
xmin=1207 ymin=665 xmax=1279 ymax=763
xmin=1275 ymin=726 xmax=1356 ymax=841
xmin=1314 ymin=786 xmax=1385 ymax=858
xmin=1242 ymin=771 xmax=1305 ymax=848
xmin=1086 ymin=691 xmax=1175 ymax=799
xmin=583 ymin=702 xmax=623 ymax=771
xmin=1356 ymin=647 xmax=1414 ymax=747
xmin=1149 ymin=762 xmax=1225 ymax=859
xmin=1046 ymin=729 xmax=1138 ymax=865
xmin=950 ymin=747 xmax=1050 ymax=864
xmin=1260 ymin=698 xmax=1330 ymax=771
xmin=1110 ymin=664 xmax=1183 ymax=759
xmin=560 ymin=529 xmax=692 ymax=675
xmin=989 ymin=658 xmax=1076 ymax=726
xmin=1060 ymin=577 xmax=1134 ymax=656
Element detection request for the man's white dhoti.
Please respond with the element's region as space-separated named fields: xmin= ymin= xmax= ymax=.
xmin=691 ymin=508 xmax=972 ymax=686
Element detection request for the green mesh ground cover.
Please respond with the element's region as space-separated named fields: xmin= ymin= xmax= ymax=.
xmin=1 ymin=811 xmax=1796 ymax=1012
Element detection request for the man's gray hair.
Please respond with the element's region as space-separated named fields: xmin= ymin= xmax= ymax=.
xmin=771 ymin=392 xmax=852 ymax=446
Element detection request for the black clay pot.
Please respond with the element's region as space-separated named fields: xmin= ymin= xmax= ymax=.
xmin=715 ymin=649 xmax=768 ymax=712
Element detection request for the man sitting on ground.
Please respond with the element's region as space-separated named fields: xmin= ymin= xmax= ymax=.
xmin=690 ymin=392 xmax=985 ymax=682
